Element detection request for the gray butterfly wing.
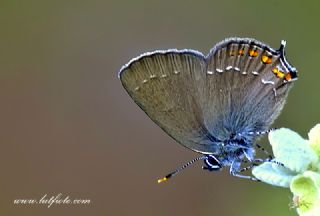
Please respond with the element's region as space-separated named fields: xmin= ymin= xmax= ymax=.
xmin=119 ymin=50 xmax=220 ymax=154
xmin=201 ymin=38 xmax=297 ymax=141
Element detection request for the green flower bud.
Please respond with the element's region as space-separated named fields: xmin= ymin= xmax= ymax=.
xmin=309 ymin=124 xmax=320 ymax=157
xmin=269 ymin=128 xmax=318 ymax=173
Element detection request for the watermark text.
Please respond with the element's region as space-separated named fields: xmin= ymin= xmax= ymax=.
xmin=14 ymin=193 xmax=90 ymax=208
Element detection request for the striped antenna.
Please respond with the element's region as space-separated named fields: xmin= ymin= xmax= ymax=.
xmin=157 ymin=155 xmax=206 ymax=183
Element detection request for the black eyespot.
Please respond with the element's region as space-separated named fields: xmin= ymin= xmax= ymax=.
xmin=204 ymin=155 xmax=222 ymax=171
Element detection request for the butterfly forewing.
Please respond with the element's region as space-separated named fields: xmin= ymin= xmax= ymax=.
xmin=120 ymin=51 xmax=220 ymax=153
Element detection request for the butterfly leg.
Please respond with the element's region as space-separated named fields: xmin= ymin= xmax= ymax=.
xmin=255 ymin=143 xmax=273 ymax=160
xmin=231 ymin=172 xmax=261 ymax=181
xmin=242 ymin=148 xmax=284 ymax=167
xmin=238 ymin=128 xmax=277 ymax=137
xmin=230 ymin=161 xmax=260 ymax=182
xmin=252 ymin=158 xmax=284 ymax=167
xmin=238 ymin=163 xmax=258 ymax=173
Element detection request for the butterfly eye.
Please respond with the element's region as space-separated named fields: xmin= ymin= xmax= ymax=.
xmin=204 ymin=155 xmax=222 ymax=171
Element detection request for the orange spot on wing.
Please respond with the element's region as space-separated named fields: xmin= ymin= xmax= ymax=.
xmin=285 ymin=73 xmax=292 ymax=81
xmin=249 ymin=49 xmax=259 ymax=57
xmin=238 ymin=49 xmax=245 ymax=55
xmin=272 ymin=68 xmax=278 ymax=74
xmin=272 ymin=68 xmax=285 ymax=78
xmin=261 ymin=55 xmax=272 ymax=64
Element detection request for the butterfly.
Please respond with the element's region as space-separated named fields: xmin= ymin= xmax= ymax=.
xmin=119 ymin=38 xmax=297 ymax=183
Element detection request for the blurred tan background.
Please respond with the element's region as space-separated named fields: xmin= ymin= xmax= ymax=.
xmin=0 ymin=0 xmax=319 ymax=215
